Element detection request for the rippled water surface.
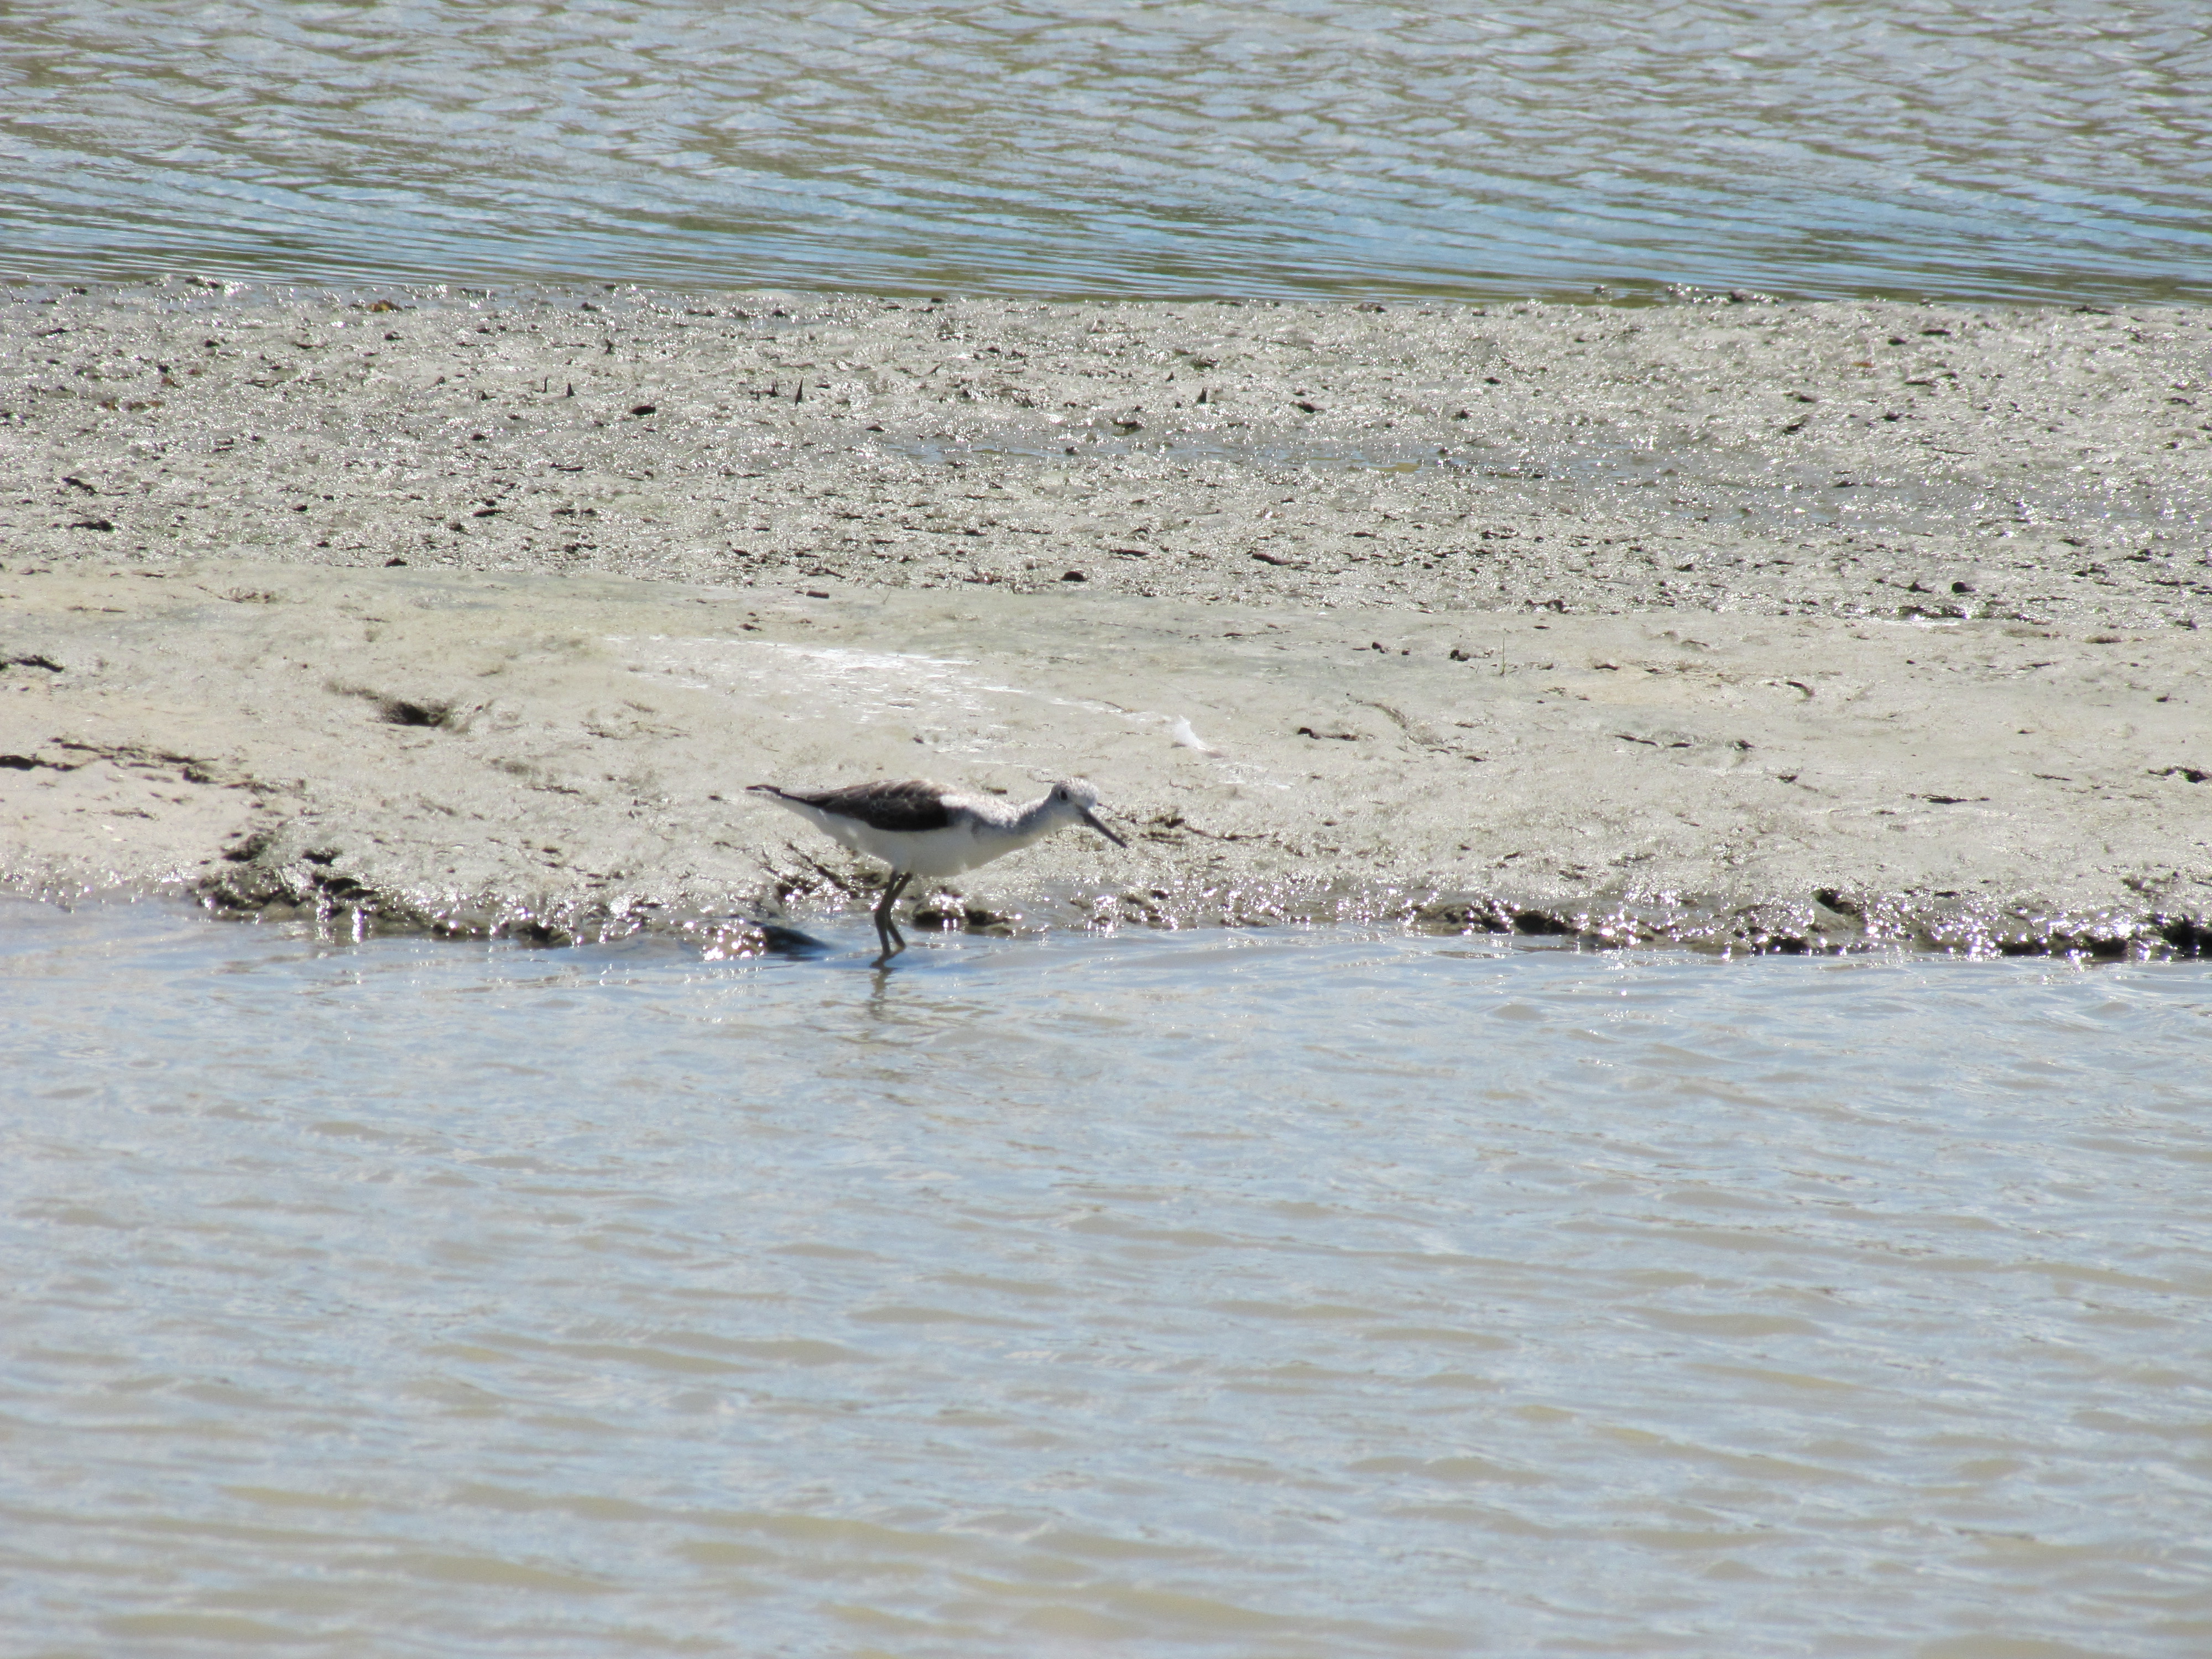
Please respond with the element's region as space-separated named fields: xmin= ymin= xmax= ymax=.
xmin=3 ymin=1 xmax=2208 ymax=302
xmin=6 ymin=898 xmax=2210 ymax=1656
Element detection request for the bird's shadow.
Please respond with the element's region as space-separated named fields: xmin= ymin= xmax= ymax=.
xmin=753 ymin=922 xmax=936 ymax=972
xmin=756 ymin=922 xmax=838 ymax=957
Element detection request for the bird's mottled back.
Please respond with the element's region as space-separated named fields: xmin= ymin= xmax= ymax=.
xmin=752 ymin=779 xmax=954 ymax=833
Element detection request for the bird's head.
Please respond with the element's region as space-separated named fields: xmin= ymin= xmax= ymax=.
xmin=1048 ymin=779 xmax=1127 ymax=847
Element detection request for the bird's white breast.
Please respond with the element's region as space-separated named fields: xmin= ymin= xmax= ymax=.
xmin=786 ymin=801 xmax=1015 ymax=878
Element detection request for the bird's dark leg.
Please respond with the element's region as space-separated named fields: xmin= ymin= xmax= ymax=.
xmin=872 ymin=870 xmax=912 ymax=962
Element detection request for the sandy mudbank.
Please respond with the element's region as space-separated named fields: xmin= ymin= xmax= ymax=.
xmin=2 ymin=281 xmax=2206 ymax=954
xmin=4 ymin=560 xmax=2205 ymax=957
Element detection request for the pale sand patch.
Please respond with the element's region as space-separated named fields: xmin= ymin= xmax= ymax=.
xmin=2 ymin=559 xmax=2203 ymax=954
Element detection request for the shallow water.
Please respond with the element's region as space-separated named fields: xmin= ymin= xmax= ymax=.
xmin=3 ymin=1 xmax=2208 ymax=304
xmin=6 ymin=898 xmax=2210 ymax=1656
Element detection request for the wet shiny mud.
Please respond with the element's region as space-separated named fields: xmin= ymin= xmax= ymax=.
xmin=7 ymin=898 xmax=2209 ymax=1656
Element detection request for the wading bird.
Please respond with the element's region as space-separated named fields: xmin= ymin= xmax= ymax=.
xmin=749 ymin=778 xmax=1127 ymax=962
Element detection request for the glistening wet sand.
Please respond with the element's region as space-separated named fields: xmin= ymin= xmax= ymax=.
xmin=2 ymin=283 xmax=2206 ymax=952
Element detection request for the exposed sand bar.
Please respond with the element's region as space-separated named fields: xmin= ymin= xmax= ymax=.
xmin=2 ymin=281 xmax=2206 ymax=953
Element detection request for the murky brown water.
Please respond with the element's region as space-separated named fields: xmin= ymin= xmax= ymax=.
xmin=3 ymin=2 xmax=2208 ymax=302
xmin=6 ymin=898 xmax=2210 ymax=1656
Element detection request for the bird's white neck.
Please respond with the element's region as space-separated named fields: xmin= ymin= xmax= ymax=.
xmin=998 ymin=792 xmax=1070 ymax=844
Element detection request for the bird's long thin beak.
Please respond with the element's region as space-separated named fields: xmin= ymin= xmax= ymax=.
xmin=1080 ymin=807 xmax=1128 ymax=848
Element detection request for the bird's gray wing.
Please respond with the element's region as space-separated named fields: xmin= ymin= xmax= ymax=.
xmin=777 ymin=779 xmax=954 ymax=833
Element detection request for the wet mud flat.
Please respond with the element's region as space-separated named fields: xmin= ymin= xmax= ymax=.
xmin=1 ymin=282 xmax=2207 ymax=954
